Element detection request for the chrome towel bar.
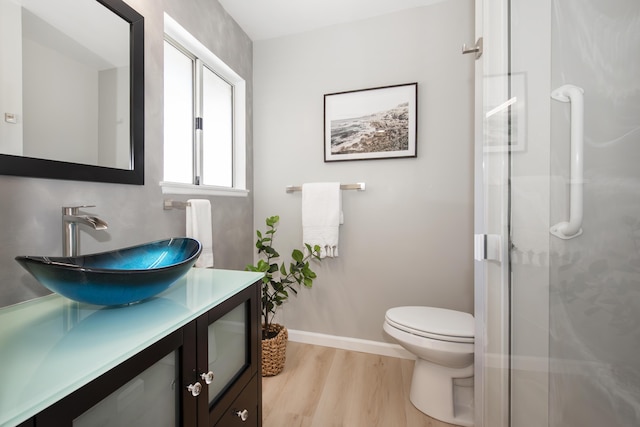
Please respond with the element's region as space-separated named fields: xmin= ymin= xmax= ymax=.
xmin=285 ymin=182 xmax=366 ymax=193
xmin=163 ymin=200 xmax=191 ymax=210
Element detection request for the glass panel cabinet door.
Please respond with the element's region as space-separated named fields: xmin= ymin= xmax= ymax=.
xmin=74 ymin=352 xmax=179 ymax=427
xmin=207 ymin=302 xmax=249 ymax=404
xmin=203 ymin=284 xmax=260 ymax=427
xmin=35 ymin=328 xmax=194 ymax=427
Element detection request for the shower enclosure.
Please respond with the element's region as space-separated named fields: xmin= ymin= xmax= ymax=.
xmin=474 ymin=0 xmax=640 ymax=426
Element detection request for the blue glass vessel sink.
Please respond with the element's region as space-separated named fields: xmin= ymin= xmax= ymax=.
xmin=16 ymin=238 xmax=202 ymax=306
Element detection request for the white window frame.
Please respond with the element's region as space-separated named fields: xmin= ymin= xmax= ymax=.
xmin=161 ymin=13 xmax=248 ymax=197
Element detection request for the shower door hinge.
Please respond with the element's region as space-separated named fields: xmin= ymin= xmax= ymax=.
xmin=474 ymin=234 xmax=502 ymax=262
xmin=462 ymin=37 xmax=483 ymax=60
xmin=195 ymin=117 xmax=203 ymax=130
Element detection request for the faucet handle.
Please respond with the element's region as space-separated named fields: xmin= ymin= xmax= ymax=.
xmin=63 ymin=204 xmax=96 ymax=209
xmin=62 ymin=205 xmax=96 ymax=215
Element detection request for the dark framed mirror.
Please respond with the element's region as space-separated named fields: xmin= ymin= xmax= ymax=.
xmin=0 ymin=0 xmax=144 ymax=185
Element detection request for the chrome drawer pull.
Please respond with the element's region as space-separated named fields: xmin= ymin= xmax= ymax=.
xmin=235 ymin=409 xmax=249 ymax=421
xmin=186 ymin=382 xmax=202 ymax=397
xmin=200 ymin=371 xmax=215 ymax=384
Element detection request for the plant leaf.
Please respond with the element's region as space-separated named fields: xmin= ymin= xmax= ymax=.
xmin=266 ymin=215 xmax=280 ymax=227
xmin=292 ymin=249 xmax=303 ymax=262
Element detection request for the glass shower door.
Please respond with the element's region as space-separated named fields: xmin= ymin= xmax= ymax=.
xmin=545 ymin=1 xmax=640 ymax=425
xmin=477 ymin=0 xmax=640 ymax=426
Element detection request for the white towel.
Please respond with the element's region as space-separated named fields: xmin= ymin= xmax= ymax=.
xmin=302 ymin=182 xmax=341 ymax=258
xmin=186 ymin=199 xmax=214 ymax=268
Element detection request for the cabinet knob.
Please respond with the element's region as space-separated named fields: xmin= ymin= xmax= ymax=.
xmin=186 ymin=382 xmax=202 ymax=397
xmin=235 ymin=409 xmax=249 ymax=421
xmin=200 ymin=371 xmax=215 ymax=384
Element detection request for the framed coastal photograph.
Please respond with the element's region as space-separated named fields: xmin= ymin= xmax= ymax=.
xmin=324 ymin=83 xmax=418 ymax=162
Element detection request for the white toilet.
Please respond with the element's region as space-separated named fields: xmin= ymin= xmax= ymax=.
xmin=383 ymin=306 xmax=475 ymax=427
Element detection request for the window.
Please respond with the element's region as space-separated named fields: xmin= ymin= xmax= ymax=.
xmin=162 ymin=14 xmax=247 ymax=196
xmin=163 ymin=41 xmax=193 ymax=184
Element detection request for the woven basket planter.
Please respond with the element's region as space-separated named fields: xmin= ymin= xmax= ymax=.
xmin=261 ymin=323 xmax=288 ymax=377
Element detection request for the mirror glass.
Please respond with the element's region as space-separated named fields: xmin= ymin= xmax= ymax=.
xmin=0 ymin=0 xmax=144 ymax=184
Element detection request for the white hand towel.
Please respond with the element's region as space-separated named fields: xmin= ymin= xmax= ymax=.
xmin=186 ymin=199 xmax=214 ymax=268
xmin=302 ymin=182 xmax=341 ymax=258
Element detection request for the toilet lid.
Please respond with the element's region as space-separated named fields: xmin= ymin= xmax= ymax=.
xmin=385 ymin=306 xmax=474 ymax=343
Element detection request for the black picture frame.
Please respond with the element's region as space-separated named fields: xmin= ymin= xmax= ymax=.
xmin=324 ymin=83 xmax=417 ymax=162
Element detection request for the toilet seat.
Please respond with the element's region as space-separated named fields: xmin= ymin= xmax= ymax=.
xmin=385 ymin=306 xmax=474 ymax=343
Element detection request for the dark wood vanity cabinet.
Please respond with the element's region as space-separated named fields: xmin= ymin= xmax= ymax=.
xmin=34 ymin=282 xmax=261 ymax=427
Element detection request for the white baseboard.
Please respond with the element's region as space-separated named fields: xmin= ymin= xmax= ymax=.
xmin=287 ymin=328 xmax=416 ymax=360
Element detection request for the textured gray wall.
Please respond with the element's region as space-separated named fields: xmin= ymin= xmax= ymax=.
xmin=0 ymin=0 xmax=253 ymax=308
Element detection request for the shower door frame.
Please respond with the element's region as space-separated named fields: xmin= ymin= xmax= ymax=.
xmin=475 ymin=0 xmax=553 ymax=426
xmin=473 ymin=0 xmax=513 ymax=425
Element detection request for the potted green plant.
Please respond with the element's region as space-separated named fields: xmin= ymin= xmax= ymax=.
xmin=246 ymin=215 xmax=321 ymax=376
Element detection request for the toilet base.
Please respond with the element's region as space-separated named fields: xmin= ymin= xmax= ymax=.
xmin=409 ymin=358 xmax=474 ymax=427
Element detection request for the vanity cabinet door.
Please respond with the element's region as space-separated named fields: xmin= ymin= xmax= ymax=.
xmin=199 ymin=283 xmax=261 ymax=427
xmin=36 ymin=327 xmax=197 ymax=427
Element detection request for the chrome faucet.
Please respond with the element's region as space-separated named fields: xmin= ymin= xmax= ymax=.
xmin=62 ymin=205 xmax=108 ymax=257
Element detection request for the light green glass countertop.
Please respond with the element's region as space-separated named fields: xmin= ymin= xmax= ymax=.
xmin=0 ymin=268 xmax=263 ymax=427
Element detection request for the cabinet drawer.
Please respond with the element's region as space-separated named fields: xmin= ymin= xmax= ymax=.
xmin=214 ymin=375 xmax=259 ymax=427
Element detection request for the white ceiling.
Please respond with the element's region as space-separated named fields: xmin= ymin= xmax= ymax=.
xmin=218 ymin=0 xmax=448 ymax=41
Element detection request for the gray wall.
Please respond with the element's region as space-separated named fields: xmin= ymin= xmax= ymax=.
xmin=0 ymin=0 xmax=253 ymax=308
xmin=253 ymin=0 xmax=475 ymax=342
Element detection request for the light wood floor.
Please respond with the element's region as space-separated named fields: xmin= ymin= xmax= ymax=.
xmin=262 ymin=342 xmax=460 ymax=427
